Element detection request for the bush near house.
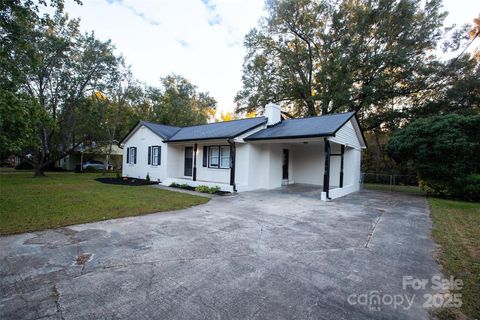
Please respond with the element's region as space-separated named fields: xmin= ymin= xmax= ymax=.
xmin=169 ymin=182 xmax=222 ymax=194
xmin=387 ymin=114 xmax=480 ymax=201
xmin=195 ymin=185 xmax=221 ymax=194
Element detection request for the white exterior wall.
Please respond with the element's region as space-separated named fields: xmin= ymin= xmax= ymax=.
xmin=122 ymin=125 xmax=168 ymax=181
xmin=235 ymin=143 xmax=283 ymax=192
xmin=328 ymin=120 xmax=361 ymax=149
xmin=291 ymin=143 xmax=324 ymax=185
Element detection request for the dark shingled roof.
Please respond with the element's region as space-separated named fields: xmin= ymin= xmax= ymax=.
xmin=245 ymin=112 xmax=355 ymax=141
xmin=166 ymin=117 xmax=267 ymax=142
xmin=140 ymin=121 xmax=181 ymax=140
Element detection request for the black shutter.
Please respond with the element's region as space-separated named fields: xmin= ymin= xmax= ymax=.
xmin=158 ymin=146 xmax=161 ymax=165
xmin=148 ymin=146 xmax=151 ymax=165
xmin=203 ymin=146 xmax=208 ymax=167
xmin=133 ymin=147 xmax=137 ymax=164
xmin=126 ymin=147 xmax=130 ymax=164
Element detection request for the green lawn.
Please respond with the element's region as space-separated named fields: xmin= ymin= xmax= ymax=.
xmin=0 ymin=172 xmax=209 ymax=235
xmin=429 ymin=198 xmax=480 ymax=319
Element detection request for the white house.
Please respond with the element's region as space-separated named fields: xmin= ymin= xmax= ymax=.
xmin=120 ymin=104 xmax=367 ymax=200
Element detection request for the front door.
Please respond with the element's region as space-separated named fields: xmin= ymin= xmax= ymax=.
xmin=282 ymin=149 xmax=289 ymax=180
xmin=184 ymin=147 xmax=193 ymax=177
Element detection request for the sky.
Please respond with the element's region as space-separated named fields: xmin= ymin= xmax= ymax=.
xmin=64 ymin=0 xmax=480 ymax=115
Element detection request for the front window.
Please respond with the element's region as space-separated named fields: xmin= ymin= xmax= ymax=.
xmin=220 ymin=146 xmax=230 ymax=168
xmin=152 ymin=147 xmax=159 ymax=165
xmin=128 ymin=147 xmax=136 ymax=164
xmin=209 ymin=146 xmax=219 ymax=168
xmin=208 ymin=146 xmax=229 ymax=169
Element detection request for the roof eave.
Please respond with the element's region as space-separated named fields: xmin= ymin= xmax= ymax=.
xmin=245 ymin=133 xmax=334 ymax=141
xmin=166 ymin=120 xmax=267 ymax=143
xmin=119 ymin=121 xmax=171 ymax=146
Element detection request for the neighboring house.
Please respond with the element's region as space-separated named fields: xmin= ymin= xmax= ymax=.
xmin=120 ymin=104 xmax=366 ymax=200
xmin=58 ymin=143 xmax=123 ymax=171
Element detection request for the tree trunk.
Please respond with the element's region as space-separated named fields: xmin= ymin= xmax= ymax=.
xmin=306 ymin=100 xmax=317 ymax=116
xmin=34 ymin=167 xmax=46 ymax=177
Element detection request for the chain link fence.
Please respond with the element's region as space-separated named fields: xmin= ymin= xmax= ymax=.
xmin=361 ymin=172 xmax=423 ymax=194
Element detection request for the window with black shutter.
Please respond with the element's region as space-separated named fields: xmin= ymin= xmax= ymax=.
xmin=126 ymin=147 xmax=130 ymax=164
xmin=203 ymin=146 xmax=208 ymax=167
xmin=149 ymin=146 xmax=161 ymax=166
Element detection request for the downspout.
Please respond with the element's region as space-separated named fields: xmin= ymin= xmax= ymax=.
xmin=227 ymin=138 xmax=237 ymax=192
xmin=323 ymin=138 xmax=331 ymax=200
xmin=340 ymin=144 xmax=345 ymax=188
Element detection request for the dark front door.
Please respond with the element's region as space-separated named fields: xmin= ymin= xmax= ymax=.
xmin=282 ymin=149 xmax=289 ymax=180
xmin=184 ymin=147 xmax=193 ymax=177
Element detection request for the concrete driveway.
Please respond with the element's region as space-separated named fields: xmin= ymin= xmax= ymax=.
xmin=0 ymin=188 xmax=442 ymax=319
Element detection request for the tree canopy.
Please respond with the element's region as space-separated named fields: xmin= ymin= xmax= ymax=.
xmin=387 ymin=114 xmax=480 ymax=200
xmin=0 ymin=1 xmax=218 ymax=175
xmin=235 ymin=0 xmax=479 ymax=129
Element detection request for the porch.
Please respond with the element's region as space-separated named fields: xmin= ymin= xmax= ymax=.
xmin=162 ymin=141 xmax=235 ymax=192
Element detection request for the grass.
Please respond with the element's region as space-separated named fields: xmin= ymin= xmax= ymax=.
xmin=364 ymin=183 xmax=479 ymax=319
xmin=429 ymin=198 xmax=480 ymax=319
xmin=0 ymin=167 xmax=25 ymax=172
xmin=0 ymin=172 xmax=209 ymax=235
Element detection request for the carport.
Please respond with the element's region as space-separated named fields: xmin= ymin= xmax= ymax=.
xmin=243 ymin=110 xmax=365 ymax=200
xmin=245 ymin=137 xmax=358 ymax=200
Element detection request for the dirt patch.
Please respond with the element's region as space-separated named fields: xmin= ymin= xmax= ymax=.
xmin=75 ymin=253 xmax=92 ymax=266
xmin=95 ymin=177 xmax=158 ymax=186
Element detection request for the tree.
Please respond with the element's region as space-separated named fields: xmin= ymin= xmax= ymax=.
xmin=235 ymin=0 xmax=473 ymax=125
xmin=1 ymin=2 xmax=123 ymax=176
xmin=387 ymin=114 xmax=480 ymax=200
xmin=0 ymin=90 xmax=37 ymax=155
xmin=147 ymin=74 xmax=217 ymax=127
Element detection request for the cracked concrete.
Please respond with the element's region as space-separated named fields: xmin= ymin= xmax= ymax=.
xmin=0 ymin=188 xmax=442 ymax=319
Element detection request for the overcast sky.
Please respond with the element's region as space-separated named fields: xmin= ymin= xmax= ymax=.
xmin=64 ymin=0 xmax=479 ymax=115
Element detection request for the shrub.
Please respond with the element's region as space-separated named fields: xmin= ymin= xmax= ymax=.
xmin=169 ymin=182 xmax=193 ymax=190
xmin=195 ymin=185 xmax=221 ymax=194
xmin=116 ymin=171 xmax=121 ymax=179
xmin=15 ymin=161 xmax=33 ymax=170
xmin=146 ymin=173 xmax=150 ymax=182
xmin=388 ymin=114 xmax=480 ymax=200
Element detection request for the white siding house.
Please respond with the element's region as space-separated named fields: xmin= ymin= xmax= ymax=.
xmin=120 ymin=104 xmax=367 ymax=200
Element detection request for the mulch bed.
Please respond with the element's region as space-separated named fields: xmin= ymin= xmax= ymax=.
xmin=95 ymin=177 xmax=158 ymax=186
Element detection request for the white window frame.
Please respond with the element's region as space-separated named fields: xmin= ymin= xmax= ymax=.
xmin=208 ymin=145 xmax=229 ymax=169
xmin=128 ymin=147 xmax=136 ymax=164
xmin=152 ymin=146 xmax=160 ymax=166
xmin=209 ymin=146 xmax=219 ymax=168
xmin=220 ymin=146 xmax=230 ymax=169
